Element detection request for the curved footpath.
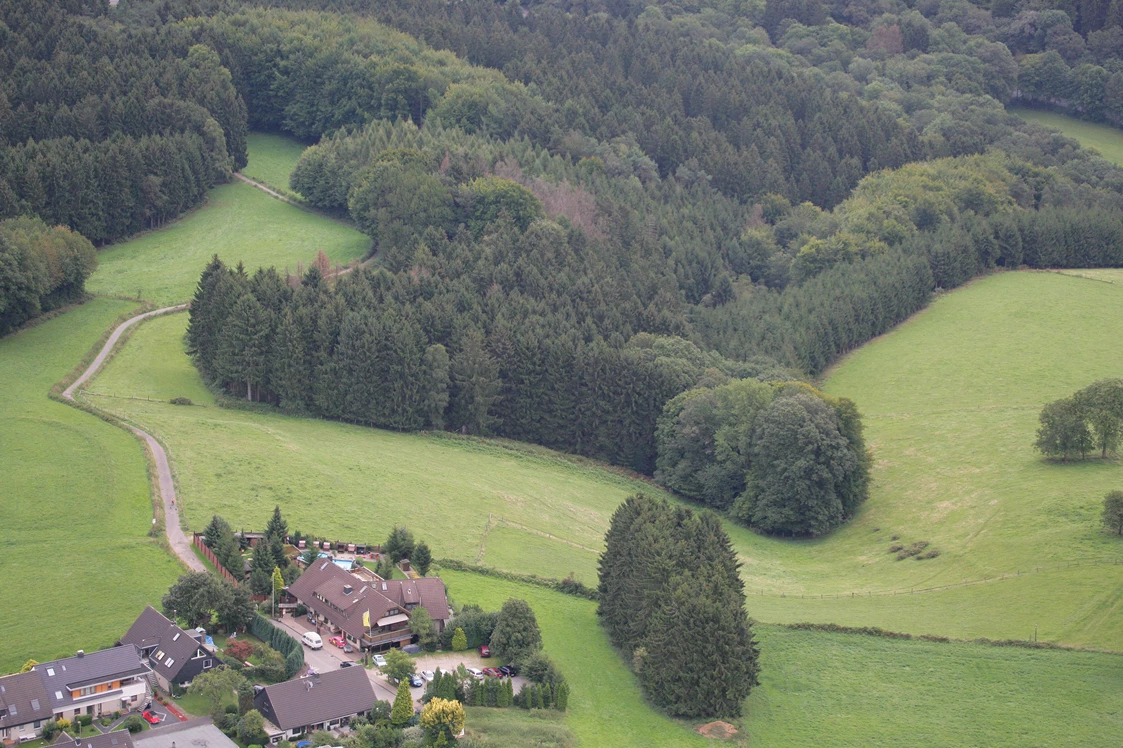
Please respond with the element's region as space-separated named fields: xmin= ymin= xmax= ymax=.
xmin=63 ymin=304 xmax=204 ymax=573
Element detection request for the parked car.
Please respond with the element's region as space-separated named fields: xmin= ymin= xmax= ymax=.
xmin=465 ymin=667 xmax=484 ymax=679
xmin=141 ymin=711 xmax=161 ymax=725
xmin=482 ymin=667 xmax=502 ymax=678
xmin=373 ymin=654 xmax=387 ymax=668
xmin=497 ymin=666 xmax=513 ymax=677
xmin=503 ymin=663 xmax=519 ymax=676
xmin=301 ymin=632 xmax=323 ymax=649
xmin=339 ymin=661 xmax=356 ymax=668
xmin=479 ymin=644 xmax=491 ymax=657
xmin=409 ymin=674 xmax=424 ymax=688
xmin=329 ymin=636 xmax=345 ymax=648
xmin=421 ymin=670 xmax=435 ymax=682
xmin=343 ymin=643 xmax=354 ymax=654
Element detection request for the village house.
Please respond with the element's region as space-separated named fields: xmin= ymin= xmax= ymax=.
xmin=0 ymin=670 xmax=53 ymax=744
xmin=286 ymin=559 xmax=451 ymax=651
xmin=35 ymin=648 xmax=150 ymax=721
xmin=133 ymin=717 xmax=239 ymax=748
xmin=50 ymin=729 xmax=134 ymax=748
xmin=117 ymin=608 xmax=217 ymax=691
xmin=252 ymin=667 xmax=375 ymax=743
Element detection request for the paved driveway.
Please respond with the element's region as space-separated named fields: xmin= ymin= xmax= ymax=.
xmin=269 ymin=616 xmax=405 ymax=705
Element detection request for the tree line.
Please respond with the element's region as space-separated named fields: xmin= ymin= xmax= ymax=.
xmin=1036 ymin=379 xmax=1123 ymax=461
xmin=0 ymin=216 xmax=96 ymax=333
xmin=598 ymin=494 xmax=759 ymax=718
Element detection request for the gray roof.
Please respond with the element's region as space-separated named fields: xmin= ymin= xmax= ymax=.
xmin=0 ymin=670 xmax=52 ymax=728
xmin=255 ymin=666 xmax=375 ymax=730
xmin=37 ymin=647 xmax=150 ymax=711
xmin=51 ymin=730 xmax=135 ymax=748
xmin=119 ymin=607 xmax=211 ymax=681
xmin=133 ymin=718 xmax=238 ymax=748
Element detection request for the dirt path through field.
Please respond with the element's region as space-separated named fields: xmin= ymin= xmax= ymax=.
xmin=63 ymin=304 xmax=204 ymax=573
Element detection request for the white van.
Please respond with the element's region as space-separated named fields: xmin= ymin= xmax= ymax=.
xmin=301 ymin=631 xmax=323 ymax=649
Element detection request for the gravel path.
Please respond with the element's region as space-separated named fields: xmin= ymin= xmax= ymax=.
xmin=63 ymin=304 xmax=204 ymax=573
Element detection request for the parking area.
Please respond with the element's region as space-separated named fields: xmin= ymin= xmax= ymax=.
xmin=409 ymin=652 xmax=527 ymax=696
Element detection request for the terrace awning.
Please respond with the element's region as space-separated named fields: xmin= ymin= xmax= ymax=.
xmin=376 ymin=613 xmax=409 ymax=627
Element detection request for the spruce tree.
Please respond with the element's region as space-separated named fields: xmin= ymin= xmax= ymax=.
xmin=554 ymin=682 xmax=568 ymax=711
xmin=390 ymin=679 xmax=413 ymax=725
xmin=413 ymin=542 xmax=432 ymax=576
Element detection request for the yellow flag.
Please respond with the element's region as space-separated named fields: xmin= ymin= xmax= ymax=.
xmin=363 ymin=611 xmax=370 ymax=627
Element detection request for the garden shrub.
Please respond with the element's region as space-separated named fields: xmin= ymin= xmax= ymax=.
xmin=122 ymin=716 xmax=147 ymax=734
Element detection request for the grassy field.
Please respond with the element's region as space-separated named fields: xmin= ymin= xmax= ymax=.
xmin=443 ymin=569 xmax=1123 ymax=747
xmin=1010 ymin=106 xmax=1123 ymax=166
xmin=463 ymin=707 xmax=575 ymax=747
xmin=0 ymin=298 xmax=182 ymax=674
xmin=86 ymin=180 xmax=368 ymax=305
xmin=440 ymin=569 xmax=710 ymax=747
xmin=242 ymin=133 xmax=308 ymax=200
xmin=86 ymin=271 xmax=1123 ymax=648
xmin=87 ymin=313 xmax=674 ymax=583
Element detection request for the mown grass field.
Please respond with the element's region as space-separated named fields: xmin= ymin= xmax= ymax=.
xmin=88 ymin=313 xmax=674 ymax=583
xmin=242 ymin=132 xmax=308 ymax=200
xmin=1010 ymin=106 xmax=1123 ymax=166
xmin=442 ymin=569 xmax=1123 ymax=747
xmin=87 ymin=271 xmax=1123 ymax=648
xmin=0 ymin=298 xmax=182 ymax=674
xmin=462 ymin=707 xmax=575 ymax=747
xmin=86 ymin=180 xmax=368 ymax=305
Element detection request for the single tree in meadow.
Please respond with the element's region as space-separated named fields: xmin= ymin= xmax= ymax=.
xmin=489 ymin=598 xmax=542 ymax=661
xmin=1103 ymin=491 xmax=1123 ymax=535
xmin=413 ymin=542 xmax=432 ymax=576
xmin=1035 ymin=396 xmax=1093 ymax=462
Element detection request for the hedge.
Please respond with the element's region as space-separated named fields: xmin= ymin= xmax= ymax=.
xmin=249 ymin=614 xmax=304 ymax=677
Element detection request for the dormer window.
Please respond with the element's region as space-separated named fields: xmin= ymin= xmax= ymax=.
xmin=154 ymin=651 xmax=164 ymax=660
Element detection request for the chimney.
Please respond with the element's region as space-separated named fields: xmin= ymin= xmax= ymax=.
xmin=343 ymin=584 xmax=353 ymax=595
xmin=76 ymin=650 xmax=84 ymax=658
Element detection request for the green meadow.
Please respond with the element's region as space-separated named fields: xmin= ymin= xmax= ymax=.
xmin=86 ymin=180 xmax=368 ymax=305
xmin=0 ymin=299 xmax=181 ymax=674
xmin=443 ymin=569 xmax=1123 ymax=747
xmin=87 ymin=313 xmax=673 ymax=584
xmin=87 ymin=271 xmax=1123 ymax=648
xmin=242 ymin=132 xmax=310 ymax=200
xmin=1010 ymin=106 xmax=1123 ymax=167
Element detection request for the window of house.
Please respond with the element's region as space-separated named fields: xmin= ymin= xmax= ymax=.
xmin=34 ymin=721 xmax=41 ymax=729
xmin=203 ymin=660 xmax=213 ymax=669
xmin=78 ymin=686 xmax=96 ymax=696
xmin=172 ymin=633 xmax=181 ymax=641
xmin=154 ymin=650 xmax=164 ymax=661
xmin=46 ymin=669 xmax=54 ymax=677
xmin=54 ymin=692 xmax=63 ymax=701
xmin=164 ymin=659 xmax=175 ymax=668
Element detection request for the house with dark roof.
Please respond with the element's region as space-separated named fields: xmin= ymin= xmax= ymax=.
xmin=286 ymin=559 xmax=451 ymax=651
xmin=117 ymin=608 xmax=217 ymax=691
xmin=35 ymin=648 xmax=150 ymax=721
xmin=50 ymin=729 xmax=134 ymax=748
xmin=0 ymin=670 xmax=52 ymax=743
xmin=252 ymin=667 xmax=375 ymax=742
xmin=133 ymin=717 xmax=238 ymax=748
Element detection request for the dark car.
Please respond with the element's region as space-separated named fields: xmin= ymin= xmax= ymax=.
xmin=497 ymin=665 xmax=513 ymax=677
xmin=409 ymin=674 xmax=424 ymax=688
xmin=339 ymin=661 xmax=356 ymax=668
xmin=502 ymin=663 xmax=518 ymax=676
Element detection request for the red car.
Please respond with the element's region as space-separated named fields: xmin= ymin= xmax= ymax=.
xmin=329 ymin=636 xmax=345 ymax=648
xmin=478 ymin=644 xmax=490 ymax=657
xmin=141 ymin=711 xmax=161 ymax=725
xmin=482 ymin=667 xmax=502 ymax=677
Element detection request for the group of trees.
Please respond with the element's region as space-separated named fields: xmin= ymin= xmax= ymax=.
xmin=383 ymin=526 xmax=432 ymax=576
xmin=658 ymin=380 xmax=870 ymax=536
xmin=188 ymin=667 xmax=269 ymax=743
xmin=201 ymin=506 xmax=299 ymax=595
xmin=161 ymin=571 xmax=255 ymax=634
xmin=0 ymin=216 xmax=96 ymax=333
xmin=598 ymin=495 xmax=759 ymax=718
xmin=1036 ymin=379 xmax=1123 ymax=461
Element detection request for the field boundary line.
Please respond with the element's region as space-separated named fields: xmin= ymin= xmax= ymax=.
xmin=746 ymin=557 xmax=1123 ymax=599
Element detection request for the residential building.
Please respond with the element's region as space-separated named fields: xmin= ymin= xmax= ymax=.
xmin=117 ymin=608 xmax=217 ymax=691
xmin=286 ymin=559 xmax=451 ymax=651
xmin=36 ymin=648 xmax=150 ymax=720
xmin=252 ymin=668 xmax=375 ymax=743
xmin=133 ymin=718 xmax=238 ymax=748
xmin=0 ymin=670 xmax=52 ymax=744
xmin=50 ymin=729 xmax=134 ymax=748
